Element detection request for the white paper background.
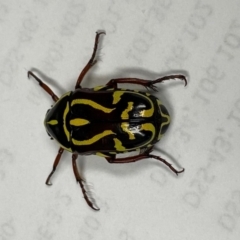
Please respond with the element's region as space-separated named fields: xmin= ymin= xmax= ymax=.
xmin=1 ymin=0 xmax=240 ymax=239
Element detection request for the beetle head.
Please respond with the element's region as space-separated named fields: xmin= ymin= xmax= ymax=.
xmin=44 ymin=92 xmax=72 ymax=151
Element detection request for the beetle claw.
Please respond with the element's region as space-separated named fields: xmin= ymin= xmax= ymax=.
xmin=179 ymin=76 xmax=187 ymax=87
xmin=146 ymin=83 xmax=158 ymax=92
xmin=46 ymin=179 xmax=53 ymax=186
xmin=96 ymin=30 xmax=106 ymax=35
xmin=175 ymin=168 xmax=185 ymax=176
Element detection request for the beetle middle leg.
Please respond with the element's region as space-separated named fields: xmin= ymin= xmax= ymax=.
xmin=105 ymin=150 xmax=184 ymax=176
xmin=106 ymin=75 xmax=187 ymax=91
xmin=72 ymin=153 xmax=100 ymax=211
xmin=75 ymin=31 xmax=106 ymax=89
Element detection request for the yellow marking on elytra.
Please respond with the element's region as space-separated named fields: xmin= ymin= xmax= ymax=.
xmin=44 ymin=92 xmax=71 ymax=127
xmin=71 ymin=99 xmax=115 ymax=113
xmin=131 ymin=92 xmax=154 ymax=117
xmin=141 ymin=123 xmax=155 ymax=133
xmin=93 ymin=85 xmax=105 ymax=91
xmin=158 ymin=103 xmax=171 ymax=140
xmin=72 ymin=130 xmax=115 ymax=146
xmin=121 ymin=123 xmax=135 ymax=140
xmin=59 ymin=91 xmax=71 ymax=99
xmin=47 ymin=120 xmax=58 ymax=125
xmin=113 ymin=138 xmax=126 ymax=151
xmin=160 ymin=109 xmax=170 ymax=124
xmin=139 ymin=107 xmax=154 ymax=117
xmin=115 ymin=91 xmax=154 ymax=118
xmin=158 ymin=133 xmax=163 ymax=140
xmin=135 ymin=147 xmax=140 ymax=151
xmin=70 ymin=118 xmax=90 ymax=126
xmin=63 ymin=102 xmax=70 ymax=141
xmin=112 ymin=91 xmax=124 ymax=104
xmin=139 ymin=123 xmax=156 ymax=148
xmin=114 ymin=123 xmax=156 ymax=152
xmin=121 ymin=102 xmax=134 ymax=119
xmin=96 ymin=152 xmax=109 ymax=157
xmin=59 ymin=144 xmax=72 ymax=152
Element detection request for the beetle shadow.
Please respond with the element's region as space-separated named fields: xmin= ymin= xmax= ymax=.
xmin=28 ymin=68 xmax=66 ymax=94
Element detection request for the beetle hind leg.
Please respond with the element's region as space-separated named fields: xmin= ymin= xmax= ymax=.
xmin=106 ymin=75 xmax=187 ymax=90
xmin=72 ymin=153 xmax=100 ymax=211
xmin=105 ymin=150 xmax=184 ymax=176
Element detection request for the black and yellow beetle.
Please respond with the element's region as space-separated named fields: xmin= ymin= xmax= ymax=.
xmin=28 ymin=31 xmax=187 ymax=210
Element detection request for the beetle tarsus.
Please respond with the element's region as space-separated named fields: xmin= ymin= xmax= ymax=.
xmin=75 ymin=31 xmax=105 ymax=89
xmin=151 ymin=74 xmax=187 ymax=87
xmin=72 ymin=153 xmax=99 ymax=211
xmin=148 ymin=154 xmax=184 ymax=176
xmin=45 ymin=147 xmax=64 ymax=186
xmin=79 ymin=180 xmax=100 ymax=211
xmin=45 ymin=173 xmax=53 ymax=186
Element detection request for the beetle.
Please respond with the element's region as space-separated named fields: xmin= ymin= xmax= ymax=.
xmin=28 ymin=31 xmax=187 ymax=210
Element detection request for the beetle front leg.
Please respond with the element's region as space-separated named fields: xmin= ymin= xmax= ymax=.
xmin=28 ymin=71 xmax=59 ymax=102
xmin=75 ymin=31 xmax=106 ymax=89
xmin=46 ymin=147 xmax=64 ymax=185
xmin=106 ymin=75 xmax=187 ymax=90
xmin=72 ymin=153 xmax=100 ymax=211
xmin=105 ymin=151 xmax=184 ymax=176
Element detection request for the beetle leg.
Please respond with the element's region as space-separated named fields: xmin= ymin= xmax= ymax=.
xmin=147 ymin=154 xmax=184 ymax=175
xmin=27 ymin=71 xmax=59 ymax=102
xmin=72 ymin=153 xmax=100 ymax=211
xmin=105 ymin=151 xmax=184 ymax=176
xmin=75 ymin=31 xmax=106 ymax=89
xmin=45 ymin=147 xmax=64 ymax=185
xmin=106 ymin=75 xmax=187 ymax=90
